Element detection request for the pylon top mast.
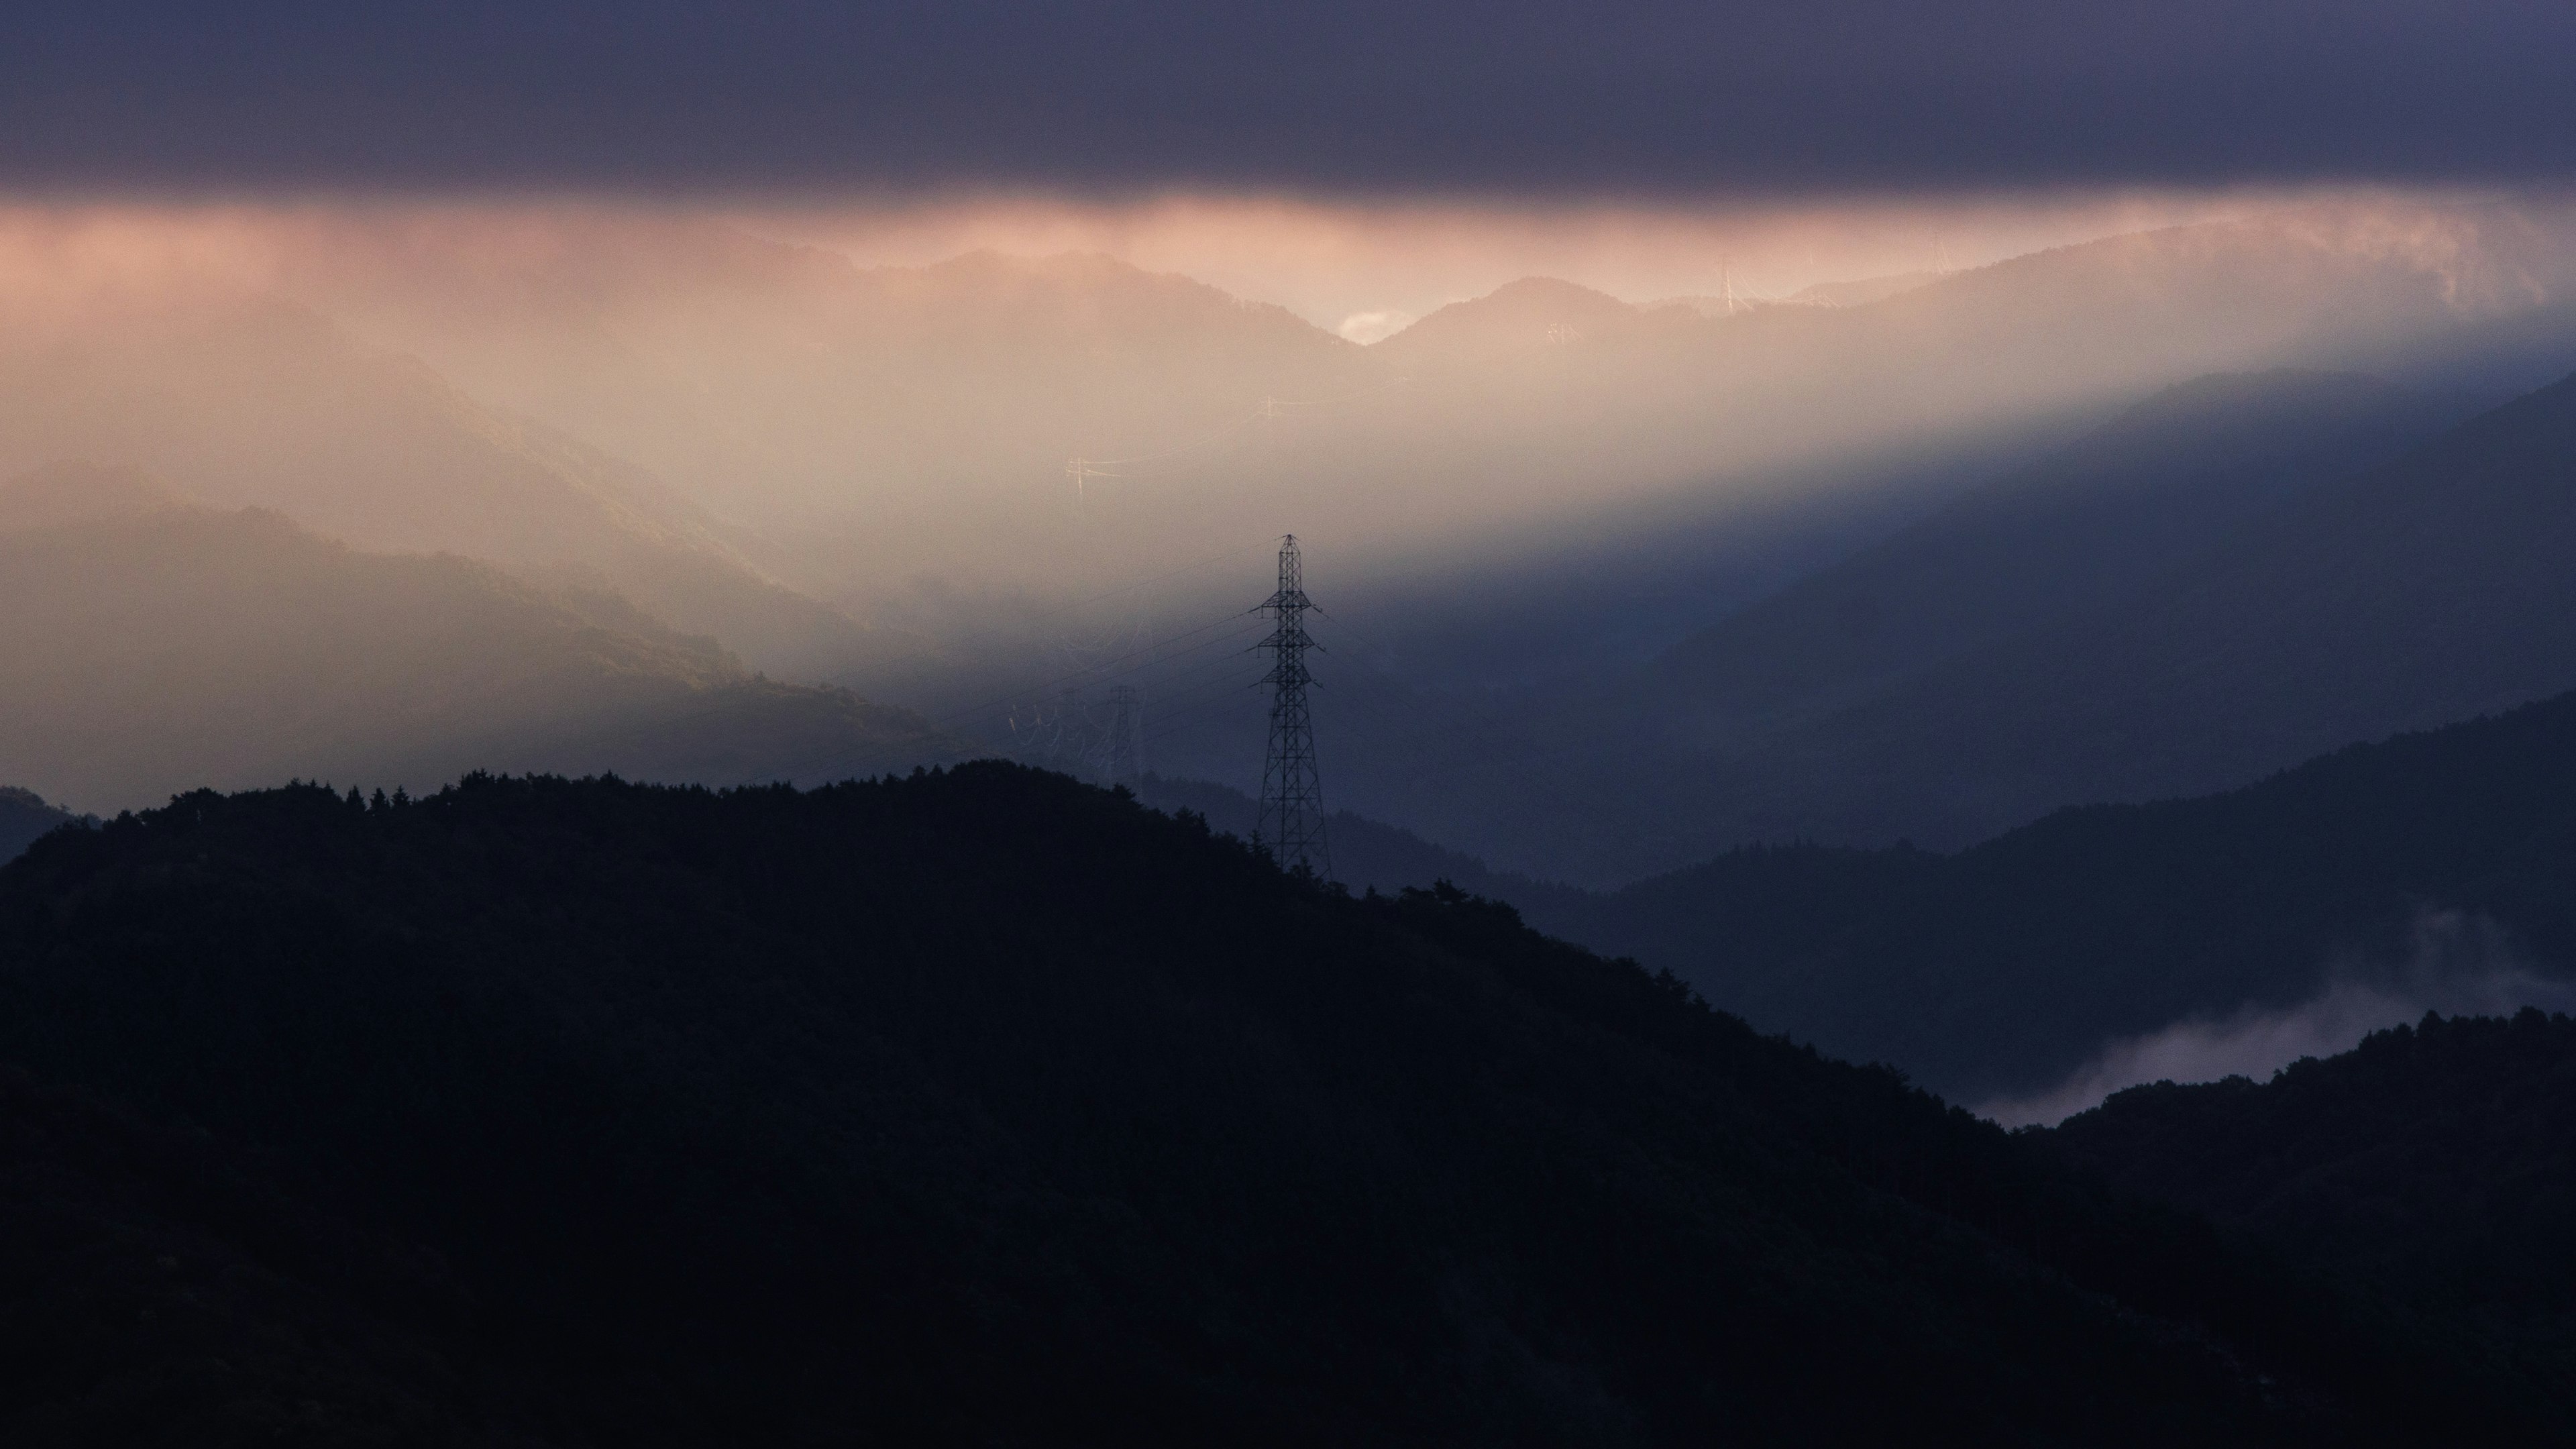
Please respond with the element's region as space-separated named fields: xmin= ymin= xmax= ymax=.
xmin=1256 ymin=535 xmax=1330 ymax=878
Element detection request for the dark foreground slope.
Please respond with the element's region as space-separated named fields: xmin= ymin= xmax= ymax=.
xmin=2049 ymin=1012 xmax=2576 ymax=1373
xmin=1534 ymin=688 xmax=2576 ymax=1103
xmin=0 ymin=766 xmax=2544 ymax=1445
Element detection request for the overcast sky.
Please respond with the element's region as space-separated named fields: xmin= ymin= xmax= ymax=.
xmin=8 ymin=1 xmax=2574 ymax=197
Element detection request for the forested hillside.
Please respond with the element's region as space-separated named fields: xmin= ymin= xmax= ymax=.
xmin=1338 ymin=366 xmax=2489 ymax=883
xmin=1534 ymin=687 xmax=2576 ymax=1102
xmin=2049 ymin=1011 xmax=2576 ymax=1376
xmin=0 ymin=765 xmax=2544 ymax=1444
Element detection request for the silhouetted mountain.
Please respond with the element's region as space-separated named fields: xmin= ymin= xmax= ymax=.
xmin=1373 ymin=276 xmax=1667 ymax=369
xmin=0 ymin=467 xmax=958 ymax=810
xmin=1532 ymin=688 xmax=2576 ymax=1104
xmin=0 ymin=765 xmax=2550 ymax=1444
xmin=0 ymin=292 xmax=900 ymax=680
xmin=0 ymin=790 xmax=76 ymax=865
xmin=2048 ymin=1010 xmax=2576 ymax=1375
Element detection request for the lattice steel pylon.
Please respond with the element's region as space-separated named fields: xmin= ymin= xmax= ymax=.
xmin=1256 ymin=535 xmax=1331 ymax=877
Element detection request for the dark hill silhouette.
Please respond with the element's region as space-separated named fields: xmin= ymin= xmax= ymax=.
xmin=0 ymin=1071 xmax=527 ymax=1442
xmin=0 ymin=470 xmax=959 ymax=810
xmin=2048 ymin=1011 xmax=2576 ymax=1373
xmin=0 ymin=765 xmax=2550 ymax=1444
xmin=1531 ymin=687 xmax=2576 ymax=1104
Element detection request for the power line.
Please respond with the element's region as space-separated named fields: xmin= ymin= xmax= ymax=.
xmin=933 ymin=608 xmax=1261 ymax=726
xmin=1303 ymin=608 xmax=1687 ymax=863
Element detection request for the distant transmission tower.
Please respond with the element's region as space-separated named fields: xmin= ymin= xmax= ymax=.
xmin=1256 ymin=535 xmax=1331 ymax=877
xmin=1108 ymin=684 xmax=1142 ymax=792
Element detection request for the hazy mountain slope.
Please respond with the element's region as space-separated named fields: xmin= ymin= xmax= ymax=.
xmin=314 ymin=232 xmax=1374 ymax=531
xmin=1643 ymin=370 xmax=2475 ymax=737
xmin=1360 ymin=201 xmax=2576 ymax=526
xmin=1114 ymin=210 xmax=2576 ymax=873
xmin=2047 ymin=1011 xmax=2576 ymax=1377
xmin=1784 ymin=271 xmax=1941 ymax=307
xmin=246 ymin=202 xmax=2576 ymax=641
xmin=0 ymin=468 xmax=957 ymax=810
xmin=1786 ymin=364 xmax=2576 ymax=849
xmin=0 ymin=765 xmax=2546 ymax=1444
xmin=1288 ymin=370 xmax=2483 ymax=885
xmin=0 ymin=293 xmax=898 ymax=680
xmin=1530 ymin=688 xmax=2576 ymax=1103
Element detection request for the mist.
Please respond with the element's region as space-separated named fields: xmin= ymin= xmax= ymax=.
xmin=10 ymin=188 xmax=2576 ymax=860
xmin=9 ymin=191 xmax=2573 ymax=635
xmin=1982 ymin=909 xmax=2576 ymax=1128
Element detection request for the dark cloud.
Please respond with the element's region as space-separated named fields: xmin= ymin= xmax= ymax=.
xmin=7 ymin=1 xmax=2573 ymax=197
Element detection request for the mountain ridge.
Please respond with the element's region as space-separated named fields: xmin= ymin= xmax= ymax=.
xmin=0 ymin=468 xmax=963 ymax=811
xmin=0 ymin=763 xmax=2548 ymax=1444
xmin=1528 ymin=684 xmax=2576 ymax=1103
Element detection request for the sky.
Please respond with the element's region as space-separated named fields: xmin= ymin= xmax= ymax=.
xmin=7 ymin=2 xmax=2575 ymax=199
xmin=8 ymin=3 xmax=2568 ymax=335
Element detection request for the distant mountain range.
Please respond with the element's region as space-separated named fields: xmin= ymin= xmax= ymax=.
xmin=0 ymin=464 xmax=960 ymax=812
xmin=1529 ymin=684 xmax=2576 ymax=1104
xmin=1750 ymin=361 xmax=2576 ymax=853
xmin=1319 ymin=367 xmax=2487 ymax=878
xmin=1644 ymin=370 xmax=2477 ymax=744
xmin=15 ymin=203 xmax=2576 ymax=881
xmin=0 ymin=293 xmax=903 ymax=682
xmin=241 ymin=201 xmax=2576 ymax=653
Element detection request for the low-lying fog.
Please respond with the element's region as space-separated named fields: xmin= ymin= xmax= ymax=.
xmin=1985 ymin=910 xmax=2576 ymax=1128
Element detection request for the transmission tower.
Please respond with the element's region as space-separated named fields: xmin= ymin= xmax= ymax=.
xmin=1256 ymin=535 xmax=1331 ymax=877
xmin=1108 ymin=684 xmax=1142 ymax=791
